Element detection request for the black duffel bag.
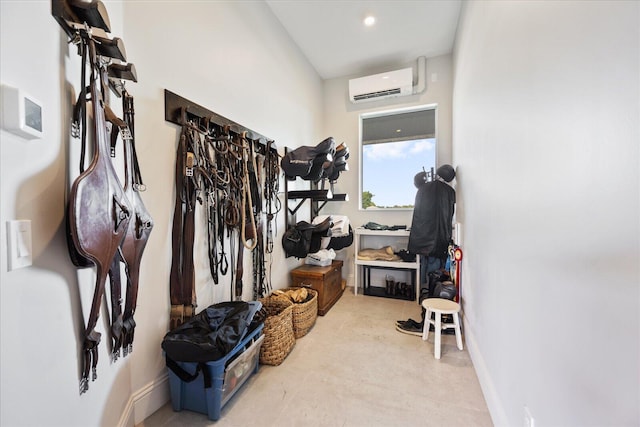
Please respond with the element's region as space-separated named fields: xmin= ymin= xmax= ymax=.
xmin=161 ymin=301 xmax=260 ymax=363
xmin=428 ymin=270 xmax=457 ymax=300
xmin=419 ymin=270 xmax=457 ymax=303
xmin=432 ymin=280 xmax=457 ymax=300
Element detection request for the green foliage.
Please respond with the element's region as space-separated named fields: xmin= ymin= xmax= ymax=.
xmin=362 ymin=191 xmax=376 ymax=209
xmin=362 ymin=191 xmax=414 ymax=209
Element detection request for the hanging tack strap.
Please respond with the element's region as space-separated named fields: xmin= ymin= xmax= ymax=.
xmin=108 ymin=248 xmax=125 ymax=361
xmin=169 ymin=124 xmax=198 ymax=328
xmin=71 ymin=40 xmax=89 ymax=173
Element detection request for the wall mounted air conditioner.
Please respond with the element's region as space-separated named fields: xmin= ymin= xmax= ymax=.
xmin=348 ymin=67 xmax=413 ymax=103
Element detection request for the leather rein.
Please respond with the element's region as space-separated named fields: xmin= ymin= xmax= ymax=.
xmin=169 ymin=121 xmax=279 ymax=328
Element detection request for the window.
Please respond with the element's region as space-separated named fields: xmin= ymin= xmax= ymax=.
xmin=360 ymin=106 xmax=437 ymax=210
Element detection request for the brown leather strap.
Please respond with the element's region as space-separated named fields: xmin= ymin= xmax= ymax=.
xmin=169 ymin=132 xmax=186 ymax=304
xmin=169 ymin=125 xmax=197 ymax=327
xmin=169 ymin=304 xmax=195 ymax=331
xmin=105 ymin=103 xmax=126 ymax=360
xmin=120 ymin=91 xmax=153 ymax=355
xmin=108 ymin=249 xmax=124 ymax=360
xmin=235 ymin=231 xmax=244 ymax=300
xmin=240 ymin=133 xmax=257 ymax=251
xmin=71 ymin=40 xmax=88 ymax=173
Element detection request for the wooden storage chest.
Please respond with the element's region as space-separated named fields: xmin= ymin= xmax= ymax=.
xmin=290 ymin=260 xmax=344 ymax=316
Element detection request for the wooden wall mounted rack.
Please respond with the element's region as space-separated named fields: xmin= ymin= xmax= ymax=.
xmin=164 ymin=90 xmax=275 ymax=156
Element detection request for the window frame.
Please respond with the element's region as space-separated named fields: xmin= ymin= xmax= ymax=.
xmin=358 ymin=104 xmax=438 ymax=211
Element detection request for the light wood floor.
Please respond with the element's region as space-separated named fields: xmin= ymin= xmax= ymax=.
xmin=138 ymin=288 xmax=493 ymax=427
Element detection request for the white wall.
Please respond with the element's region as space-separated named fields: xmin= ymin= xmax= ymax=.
xmin=452 ymin=1 xmax=639 ymax=426
xmin=0 ymin=2 xmax=322 ymax=426
xmin=322 ymin=55 xmax=454 ymax=284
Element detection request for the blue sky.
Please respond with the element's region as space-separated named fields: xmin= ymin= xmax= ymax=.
xmin=362 ymin=138 xmax=436 ymax=208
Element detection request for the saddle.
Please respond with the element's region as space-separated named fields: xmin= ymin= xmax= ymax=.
xmin=311 ymin=214 xmax=353 ymax=251
xmin=280 ymin=137 xmax=336 ymax=180
xmin=323 ymin=142 xmax=350 ymax=182
xmin=282 ymin=216 xmax=333 ymax=258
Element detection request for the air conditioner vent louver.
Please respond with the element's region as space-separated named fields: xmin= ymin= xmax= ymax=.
xmin=348 ymin=67 xmax=413 ymax=104
xmin=353 ymin=88 xmax=402 ymax=101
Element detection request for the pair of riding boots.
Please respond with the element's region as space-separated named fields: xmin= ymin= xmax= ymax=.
xmin=385 ymin=278 xmax=415 ymax=299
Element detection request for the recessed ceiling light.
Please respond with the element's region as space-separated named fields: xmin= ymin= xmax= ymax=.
xmin=364 ymin=15 xmax=375 ymax=26
xmin=396 ymin=129 xmax=402 ymax=133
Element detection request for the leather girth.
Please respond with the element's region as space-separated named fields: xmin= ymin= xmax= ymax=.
xmin=66 ymin=37 xmax=132 ymax=394
xmin=107 ymin=90 xmax=154 ymax=359
xmin=169 ymin=126 xmax=197 ymax=329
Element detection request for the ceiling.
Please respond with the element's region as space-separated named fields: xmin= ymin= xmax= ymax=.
xmin=265 ymin=0 xmax=463 ymax=80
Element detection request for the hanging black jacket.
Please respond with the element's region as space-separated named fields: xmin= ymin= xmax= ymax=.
xmin=408 ymin=180 xmax=455 ymax=259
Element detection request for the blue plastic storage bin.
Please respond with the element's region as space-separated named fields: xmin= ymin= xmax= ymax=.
xmin=167 ymin=323 xmax=264 ymax=421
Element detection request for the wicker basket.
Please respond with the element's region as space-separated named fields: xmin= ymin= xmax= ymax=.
xmin=258 ymin=296 xmax=296 ymax=366
xmin=276 ymin=287 xmax=318 ymax=339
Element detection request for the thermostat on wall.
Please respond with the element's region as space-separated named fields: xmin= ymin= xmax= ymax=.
xmin=1 ymin=84 xmax=43 ymax=140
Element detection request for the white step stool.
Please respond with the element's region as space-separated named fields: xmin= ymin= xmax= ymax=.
xmin=421 ymin=298 xmax=463 ymax=359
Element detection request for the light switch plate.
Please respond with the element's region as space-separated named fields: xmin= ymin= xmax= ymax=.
xmin=6 ymin=220 xmax=32 ymax=271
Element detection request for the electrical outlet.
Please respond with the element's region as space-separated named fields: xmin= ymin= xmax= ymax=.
xmin=524 ymin=406 xmax=535 ymax=427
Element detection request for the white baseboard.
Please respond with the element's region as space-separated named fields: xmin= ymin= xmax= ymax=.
xmin=117 ymin=373 xmax=170 ymax=427
xmin=463 ymin=317 xmax=507 ymax=427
